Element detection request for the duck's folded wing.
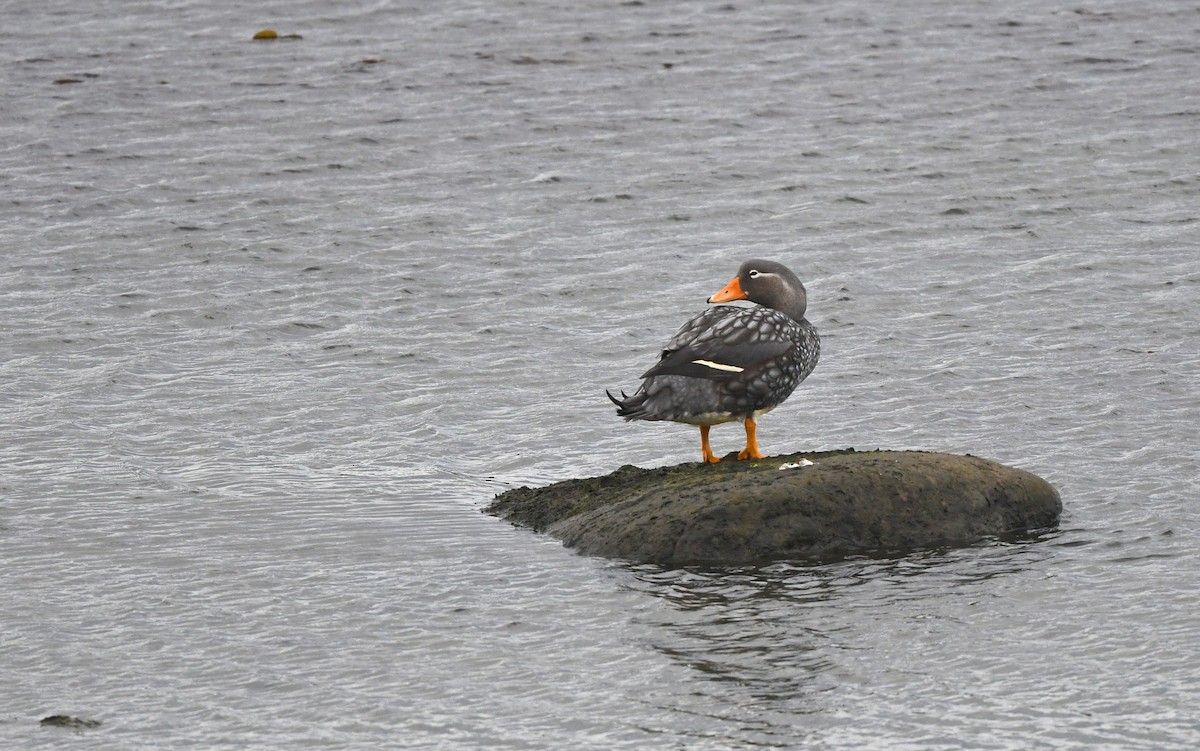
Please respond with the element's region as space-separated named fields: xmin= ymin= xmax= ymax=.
xmin=641 ymin=339 xmax=792 ymax=380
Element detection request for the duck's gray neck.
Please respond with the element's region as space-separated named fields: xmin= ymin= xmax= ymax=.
xmin=777 ymin=288 xmax=808 ymax=323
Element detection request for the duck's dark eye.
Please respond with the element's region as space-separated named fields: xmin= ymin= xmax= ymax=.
xmin=748 ymin=269 xmax=760 ymax=279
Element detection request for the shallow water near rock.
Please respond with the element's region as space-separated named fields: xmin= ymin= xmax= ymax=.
xmin=3 ymin=1 xmax=1199 ymax=749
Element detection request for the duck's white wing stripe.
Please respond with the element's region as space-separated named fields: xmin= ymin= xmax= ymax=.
xmin=691 ymin=359 xmax=744 ymax=373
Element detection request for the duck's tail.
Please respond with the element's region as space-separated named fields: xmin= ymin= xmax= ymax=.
xmin=606 ymin=388 xmax=650 ymax=420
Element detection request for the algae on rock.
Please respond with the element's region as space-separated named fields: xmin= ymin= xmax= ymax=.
xmin=488 ymin=449 xmax=1061 ymax=566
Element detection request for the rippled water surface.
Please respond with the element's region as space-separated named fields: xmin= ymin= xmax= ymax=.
xmin=3 ymin=0 xmax=1199 ymax=748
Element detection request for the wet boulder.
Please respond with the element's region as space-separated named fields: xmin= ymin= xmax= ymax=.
xmin=487 ymin=449 xmax=1061 ymax=566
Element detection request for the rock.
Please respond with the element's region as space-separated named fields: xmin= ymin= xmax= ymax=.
xmin=487 ymin=449 xmax=1061 ymax=565
xmin=40 ymin=715 xmax=101 ymax=729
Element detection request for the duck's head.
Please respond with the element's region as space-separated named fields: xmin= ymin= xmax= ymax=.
xmin=708 ymin=259 xmax=808 ymax=322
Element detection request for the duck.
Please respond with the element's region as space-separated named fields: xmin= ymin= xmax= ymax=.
xmin=606 ymin=259 xmax=820 ymax=463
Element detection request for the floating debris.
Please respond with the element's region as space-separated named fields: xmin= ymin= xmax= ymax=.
xmin=252 ymin=29 xmax=303 ymax=41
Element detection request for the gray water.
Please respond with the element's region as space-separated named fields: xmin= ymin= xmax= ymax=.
xmin=3 ymin=0 xmax=1199 ymax=748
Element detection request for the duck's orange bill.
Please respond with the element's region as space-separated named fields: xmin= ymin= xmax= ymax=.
xmin=708 ymin=276 xmax=747 ymax=303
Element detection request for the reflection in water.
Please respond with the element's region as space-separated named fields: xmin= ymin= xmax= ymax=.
xmin=620 ymin=536 xmax=1062 ymax=736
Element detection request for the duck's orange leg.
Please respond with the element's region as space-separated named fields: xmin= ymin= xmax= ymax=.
xmin=737 ymin=417 xmax=764 ymax=460
xmin=699 ymin=424 xmax=720 ymax=463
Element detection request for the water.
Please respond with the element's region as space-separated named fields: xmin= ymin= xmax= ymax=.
xmin=2 ymin=0 xmax=1198 ymax=748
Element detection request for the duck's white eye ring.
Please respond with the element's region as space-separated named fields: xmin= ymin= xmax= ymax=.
xmin=748 ymin=269 xmax=760 ymax=278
